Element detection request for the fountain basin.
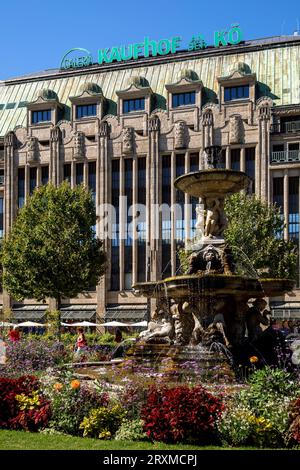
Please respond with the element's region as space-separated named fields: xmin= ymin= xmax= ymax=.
xmin=163 ymin=274 xmax=262 ymax=300
xmin=174 ymin=169 xmax=249 ymax=198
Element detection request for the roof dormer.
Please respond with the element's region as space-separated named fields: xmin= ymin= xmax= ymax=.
xmin=165 ymin=69 xmax=203 ymax=110
xmin=218 ymin=62 xmax=256 ymax=105
xmin=27 ymin=88 xmax=62 ymax=127
xmin=116 ymin=76 xmax=152 ymax=115
xmin=69 ymin=82 xmax=105 ymax=121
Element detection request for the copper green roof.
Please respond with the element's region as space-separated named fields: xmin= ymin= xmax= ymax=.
xmin=0 ymin=35 xmax=300 ymax=136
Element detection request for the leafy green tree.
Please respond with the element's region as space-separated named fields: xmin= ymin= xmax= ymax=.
xmin=224 ymin=193 xmax=297 ymax=280
xmin=1 ymin=182 xmax=106 ymax=312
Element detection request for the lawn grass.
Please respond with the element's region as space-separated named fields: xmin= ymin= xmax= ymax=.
xmin=0 ymin=430 xmax=253 ymax=451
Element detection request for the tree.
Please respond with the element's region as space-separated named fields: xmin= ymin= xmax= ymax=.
xmin=1 ymin=181 xmax=106 ymax=312
xmin=224 ymin=193 xmax=297 ymax=280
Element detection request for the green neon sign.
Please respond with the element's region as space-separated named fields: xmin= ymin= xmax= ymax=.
xmin=60 ymin=25 xmax=243 ymax=70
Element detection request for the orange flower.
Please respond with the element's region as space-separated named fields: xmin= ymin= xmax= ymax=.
xmin=70 ymin=379 xmax=81 ymax=389
xmin=249 ymin=356 xmax=258 ymax=364
xmin=53 ymin=382 xmax=63 ymax=391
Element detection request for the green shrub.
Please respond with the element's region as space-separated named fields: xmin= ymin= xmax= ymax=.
xmin=218 ymin=368 xmax=298 ymax=448
xmin=114 ymin=419 xmax=148 ymax=441
xmin=80 ymin=405 xmax=127 ymax=439
xmin=217 ymin=404 xmax=254 ymax=446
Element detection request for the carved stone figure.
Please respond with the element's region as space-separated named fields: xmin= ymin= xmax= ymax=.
xmin=174 ymin=121 xmax=186 ymax=149
xmin=229 ymin=114 xmax=243 ymax=144
xmin=122 ymin=127 xmax=134 ymax=154
xmin=246 ymin=298 xmax=270 ymax=342
xmin=27 ymin=136 xmax=38 ymax=162
xmin=170 ymin=301 xmax=195 ymax=346
xmin=139 ymin=307 xmax=174 ymax=343
xmin=73 ymin=131 xmax=85 ymax=159
xmin=195 ymin=204 xmax=205 ymax=233
xmin=204 ymin=198 xmax=221 ymax=237
xmin=187 ymin=245 xmax=223 ymax=275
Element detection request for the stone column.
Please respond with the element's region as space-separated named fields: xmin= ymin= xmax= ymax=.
xmin=83 ymin=160 xmax=88 ymax=188
xmin=149 ymin=115 xmax=160 ymax=284
xmin=24 ymin=164 xmax=29 ymax=203
xmin=4 ymin=132 xmax=15 ymax=233
xmin=225 ymin=146 xmax=231 ymax=169
xmin=240 ymin=147 xmax=246 ymax=173
xmin=119 ymin=156 xmax=125 ymax=291
xmin=185 ymin=151 xmax=190 ymax=244
xmin=255 ymin=144 xmax=261 ymax=195
xmin=258 ymin=106 xmax=271 ymax=200
xmin=284 ymin=169 xmax=289 ymax=240
xmin=132 ymin=155 xmax=138 ymax=285
xmin=96 ymin=121 xmax=109 ymax=321
xmin=171 ymin=151 xmax=176 ymax=276
xmin=71 ymin=161 xmax=75 ymax=188
xmin=37 ymin=165 xmax=41 ymax=188
xmin=3 ymin=132 xmax=15 ymax=310
xmin=50 ymin=126 xmax=60 ymax=186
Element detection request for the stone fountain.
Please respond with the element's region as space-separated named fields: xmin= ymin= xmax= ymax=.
xmin=131 ymin=146 xmax=295 ymax=380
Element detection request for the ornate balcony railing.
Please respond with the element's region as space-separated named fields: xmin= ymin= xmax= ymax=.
xmin=271 ymin=150 xmax=300 ymax=163
xmin=271 ymin=121 xmax=300 ymax=133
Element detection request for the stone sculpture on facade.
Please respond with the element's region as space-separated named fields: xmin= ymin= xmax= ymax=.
xmin=229 ymin=114 xmax=243 ymax=144
xmin=122 ymin=127 xmax=134 ymax=154
xmin=174 ymin=121 xmax=186 ymax=149
xmin=26 ymin=136 xmax=38 ymax=162
xmin=73 ymin=131 xmax=85 ymax=159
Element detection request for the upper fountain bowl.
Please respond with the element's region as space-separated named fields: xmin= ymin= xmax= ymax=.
xmin=174 ymin=169 xmax=250 ymax=198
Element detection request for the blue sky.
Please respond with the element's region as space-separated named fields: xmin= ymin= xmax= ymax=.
xmin=0 ymin=0 xmax=299 ymax=79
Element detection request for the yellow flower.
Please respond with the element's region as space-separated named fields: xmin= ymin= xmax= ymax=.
xmin=53 ymin=382 xmax=63 ymax=391
xmin=249 ymin=356 xmax=259 ymax=364
xmin=70 ymin=379 xmax=81 ymax=389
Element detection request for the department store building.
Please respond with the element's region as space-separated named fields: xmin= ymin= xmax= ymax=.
xmin=0 ymin=32 xmax=300 ymax=323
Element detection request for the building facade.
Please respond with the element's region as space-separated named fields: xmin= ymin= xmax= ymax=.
xmin=1 ymin=34 xmax=300 ymax=323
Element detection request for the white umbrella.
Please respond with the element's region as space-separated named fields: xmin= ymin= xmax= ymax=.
xmin=17 ymin=321 xmax=45 ymax=327
xmin=62 ymin=321 xmax=98 ymax=327
xmin=102 ymin=321 xmax=129 ymax=327
xmin=130 ymin=321 xmax=148 ymax=327
xmin=0 ymin=322 xmax=15 ymax=327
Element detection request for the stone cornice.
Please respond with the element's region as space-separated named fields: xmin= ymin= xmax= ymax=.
xmin=4 ymin=36 xmax=300 ymax=86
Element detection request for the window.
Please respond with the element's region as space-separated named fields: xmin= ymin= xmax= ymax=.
xmin=137 ymin=157 xmax=146 ymax=282
xmin=64 ymin=164 xmax=71 ymax=183
xmin=18 ymin=168 xmax=25 ymax=208
xmin=29 ymin=167 xmax=37 ymax=195
xmin=289 ymin=176 xmax=299 ymax=242
xmin=224 ymin=85 xmax=249 ymax=101
xmin=76 ymin=104 xmax=97 ymax=119
xmin=111 ymin=159 xmax=120 ymax=291
xmin=190 ymin=153 xmax=200 ymax=238
xmin=231 ymin=149 xmax=240 ymax=171
xmin=41 ymin=166 xmax=49 ymax=185
xmin=172 ymin=92 xmax=195 ymax=108
xmin=245 ymin=147 xmax=255 ymax=193
xmin=161 ymin=155 xmax=171 ymax=278
xmin=0 ymin=197 xmax=3 ymax=238
xmin=76 ymin=163 xmax=84 ymax=185
xmin=123 ymin=98 xmax=145 ymax=113
xmin=88 ymin=161 xmax=96 ymax=203
xmin=31 ymin=109 xmax=51 ymax=124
